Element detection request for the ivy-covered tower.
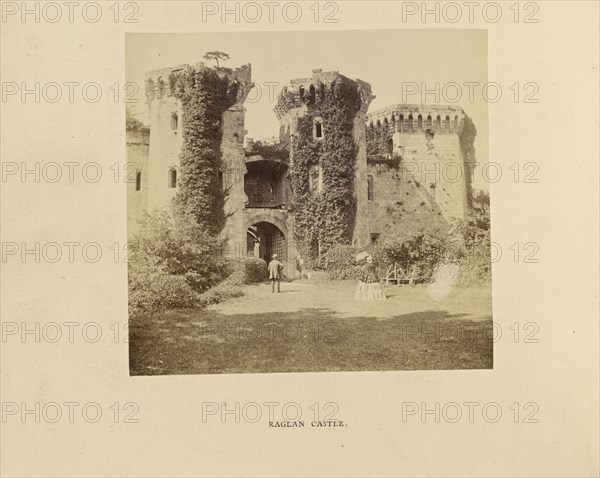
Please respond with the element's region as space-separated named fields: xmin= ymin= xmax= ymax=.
xmin=274 ymin=69 xmax=374 ymax=266
xmin=131 ymin=63 xmax=474 ymax=279
xmin=143 ymin=62 xmax=254 ymax=247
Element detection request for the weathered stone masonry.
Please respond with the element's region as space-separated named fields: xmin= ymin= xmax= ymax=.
xmin=365 ymin=104 xmax=473 ymax=236
xmin=127 ymin=64 xmax=475 ymax=278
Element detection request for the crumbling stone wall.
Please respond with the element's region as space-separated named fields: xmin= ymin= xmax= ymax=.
xmin=365 ymin=104 xmax=473 ymax=236
xmin=366 ymin=161 xmax=443 ymax=237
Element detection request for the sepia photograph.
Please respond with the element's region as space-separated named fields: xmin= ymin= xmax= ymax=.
xmin=2 ymin=1 xmax=599 ymax=477
xmin=126 ymin=30 xmax=492 ymax=375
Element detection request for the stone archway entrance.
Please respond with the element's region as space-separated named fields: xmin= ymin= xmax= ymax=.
xmin=247 ymin=221 xmax=287 ymax=264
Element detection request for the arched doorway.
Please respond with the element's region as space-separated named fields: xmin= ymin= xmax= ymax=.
xmin=246 ymin=221 xmax=287 ymax=264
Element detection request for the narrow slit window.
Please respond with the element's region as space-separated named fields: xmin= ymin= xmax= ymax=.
xmin=367 ymin=175 xmax=374 ymax=201
xmin=170 ymin=113 xmax=178 ymax=131
xmin=135 ymin=171 xmax=141 ymax=191
xmin=315 ymin=121 xmax=323 ymax=139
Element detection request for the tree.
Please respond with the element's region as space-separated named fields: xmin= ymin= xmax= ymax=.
xmin=126 ymin=107 xmax=146 ymax=133
xmin=469 ymin=189 xmax=490 ymax=231
xmin=459 ymin=114 xmax=477 ymax=164
xmin=203 ymin=51 xmax=230 ymax=68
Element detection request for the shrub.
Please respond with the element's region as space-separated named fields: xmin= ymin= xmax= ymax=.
xmin=317 ymin=243 xmax=387 ymax=280
xmin=320 ymin=244 xmax=362 ymax=280
xmin=309 ymin=191 xmax=491 ymax=285
xmin=150 ymin=273 xmax=198 ymax=309
xmin=128 ymin=252 xmax=198 ymax=320
xmin=197 ymin=270 xmax=245 ymax=308
xmin=456 ymin=235 xmax=491 ymax=284
xmin=129 ymin=252 xmax=247 ymax=316
xmin=243 ymin=257 xmax=268 ymax=283
xmin=136 ymin=209 xmax=231 ymax=293
xmin=129 ymin=208 xmax=243 ymax=318
xmin=312 ymin=218 xmax=491 ymax=285
xmin=372 ymin=210 xmax=452 ymax=283
xmin=380 ymin=227 xmax=451 ymax=283
xmin=451 ymin=191 xmax=492 ymax=284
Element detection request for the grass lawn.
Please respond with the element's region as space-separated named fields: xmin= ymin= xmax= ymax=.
xmin=129 ymin=280 xmax=493 ymax=375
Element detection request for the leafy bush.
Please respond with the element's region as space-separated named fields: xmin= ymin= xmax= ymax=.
xmin=128 ymin=208 xmax=246 ymax=318
xmin=451 ymin=190 xmax=492 ymax=284
xmin=300 ymin=191 xmax=491 ymax=285
xmin=136 ymin=209 xmax=231 ymax=293
xmin=128 ymin=252 xmax=198 ymax=320
xmin=455 ymin=236 xmax=491 ymax=284
xmin=243 ymin=257 xmax=268 ymax=283
xmin=197 ymin=270 xmax=245 ymax=308
xmin=313 ymin=193 xmax=491 ymax=285
xmin=320 ymin=244 xmax=362 ymax=280
xmin=318 ymin=243 xmax=386 ymax=280
xmin=380 ymin=221 xmax=453 ymax=283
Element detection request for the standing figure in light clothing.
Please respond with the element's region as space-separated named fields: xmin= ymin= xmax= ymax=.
xmin=268 ymin=254 xmax=284 ymax=293
xmin=355 ymin=255 xmax=387 ymax=301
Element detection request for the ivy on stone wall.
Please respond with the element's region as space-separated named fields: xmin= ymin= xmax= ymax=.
xmin=289 ymin=77 xmax=362 ymax=266
xmin=459 ymin=114 xmax=477 ymax=164
xmin=170 ymin=66 xmax=239 ymax=235
xmin=366 ymin=123 xmax=393 ymax=158
xmin=459 ymin=114 xmax=477 ymax=207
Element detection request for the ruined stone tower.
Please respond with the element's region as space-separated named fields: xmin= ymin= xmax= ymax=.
xmin=274 ymin=69 xmax=375 ymax=256
xmin=128 ymin=62 xmax=474 ymax=278
xmin=364 ymin=104 xmax=474 ymax=239
xmin=141 ymin=62 xmax=255 ymax=254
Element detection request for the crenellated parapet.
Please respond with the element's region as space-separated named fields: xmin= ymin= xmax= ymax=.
xmin=367 ymin=104 xmax=465 ymax=134
xmin=145 ymin=63 xmax=254 ymax=104
xmin=274 ymin=68 xmax=374 ymax=120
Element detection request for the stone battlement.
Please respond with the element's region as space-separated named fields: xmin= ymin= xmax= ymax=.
xmin=145 ymin=63 xmax=252 ymax=102
xmin=367 ymin=104 xmax=465 ymax=134
xmin=129 ymin=62 xmax=473 ymax=270
xmin=274 ymin=68 xmax=374 ymax=120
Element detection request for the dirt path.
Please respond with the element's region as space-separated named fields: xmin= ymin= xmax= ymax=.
xmin=208 ymin=280 xmax=492 ymax=321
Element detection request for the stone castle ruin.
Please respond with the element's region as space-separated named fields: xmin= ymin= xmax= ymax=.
xmin=127 ymin=64 xmax=475 ymax=279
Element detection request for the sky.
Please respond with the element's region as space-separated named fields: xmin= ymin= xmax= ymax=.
xmin=126 ymin=30 xmax=488 ymax=189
